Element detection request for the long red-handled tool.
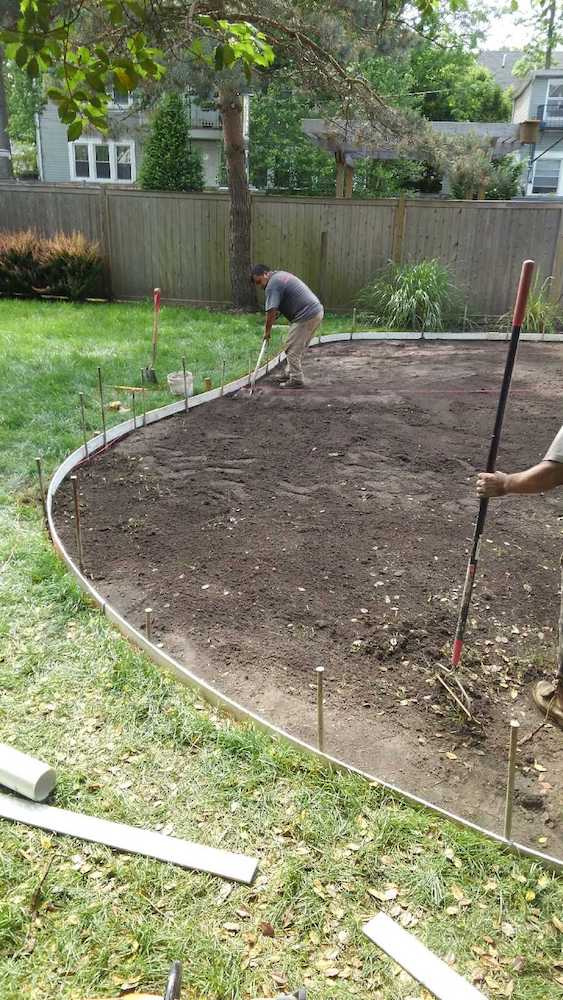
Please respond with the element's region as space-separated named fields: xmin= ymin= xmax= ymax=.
xmin=451 ymin=259 xmax=535 ymax=668
xmin=144 ymin=287 xmax=161 ymax=383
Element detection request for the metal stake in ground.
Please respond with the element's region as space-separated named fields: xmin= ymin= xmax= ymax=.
xmin=70 ymin=474 xmax=84 ymax=573
xmin=140 ymin=373 xmax=147 ymax=427
xmin=35 ymin=457 xmax=48 ymax=529
xmin=97 ymin=366 xmax=107 ymax=447
xmin=145 ymin=607 xmax=153 ymax=642
xmin=503 ymin=719 xmax=520 ymax=841
xmin=182 ymin=357 xmax=189 ymax=413
xmin=131 ymin=391 xmax=137 ymax=430
xmin=316 ymin=666 xmax=325 ymax=752
xmin=79 ymin=392 xmax=89 ymax=461
xmin=451 ymin=259 xmax=535 ymax=668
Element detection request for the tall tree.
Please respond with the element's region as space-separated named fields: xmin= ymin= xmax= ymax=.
xmin=513 ymin=0 xmax=563 ymax=74
xmin=1 ymin=0 xmax=449 ymax=304
xmin=0 ymin=1 xmax=21 ymax=179
xmin=139 ymin=92 xmax=204 ymax=191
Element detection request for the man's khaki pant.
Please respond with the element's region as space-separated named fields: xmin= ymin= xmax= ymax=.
xmin=282 ymin=309 xmax=324 ymax=383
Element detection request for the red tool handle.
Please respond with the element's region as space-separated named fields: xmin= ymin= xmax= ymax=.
xmin=451 ymin=259 xmax=535 ymax=668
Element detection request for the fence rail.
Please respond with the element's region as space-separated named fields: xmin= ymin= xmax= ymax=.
xmin=1 ymin=183 xmax=562 ymax=315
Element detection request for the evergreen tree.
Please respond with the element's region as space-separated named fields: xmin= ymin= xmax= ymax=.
xmin=139 ymin=93 xmax=204 ymax=192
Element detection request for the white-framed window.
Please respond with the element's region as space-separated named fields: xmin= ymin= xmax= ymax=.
xmin=529 ymin=155 xmax=563 ymax=196
xmin=544 ymin=79 xmax=563 ymax=127
xmin=109 ymin=85 xmax=134 ymax=109
xmin=68 ymin=139 xmax=136 ymax=183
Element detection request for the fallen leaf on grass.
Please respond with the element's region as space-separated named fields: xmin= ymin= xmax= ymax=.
xmin=501 ymin=922 xmax=515 ymax=938
xmin=552 ymin=915 xmax=563 ymax=933
xmin=259 ymin=921 xmax=275 ymax=938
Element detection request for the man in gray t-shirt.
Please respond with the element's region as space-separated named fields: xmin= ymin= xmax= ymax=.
xmin=476 ymin=425 xmax=563 ymax=727
xmin=251 ymin=265 xmax=324 ymax=388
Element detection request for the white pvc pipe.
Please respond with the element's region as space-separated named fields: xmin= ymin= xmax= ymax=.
xmin=0 ymin=744 xmax=56 ymax=801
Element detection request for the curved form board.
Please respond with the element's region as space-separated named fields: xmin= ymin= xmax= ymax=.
xmin=46 ymin=333 xmax=563 ymax=871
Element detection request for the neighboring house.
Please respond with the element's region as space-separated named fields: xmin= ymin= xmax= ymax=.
xmin=511 ymin=69 xmax=563 ymax=196
xmin=35 ymin=93 xmax=249 ymax=188
xmin=478 ymin=50 xmax=563 ymax=91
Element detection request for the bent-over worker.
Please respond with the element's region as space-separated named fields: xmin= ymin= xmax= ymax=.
xmin=477 ymin=425 xmax=563 ymax=727
xmin=251 ymin=265 xmax=324 ymax=389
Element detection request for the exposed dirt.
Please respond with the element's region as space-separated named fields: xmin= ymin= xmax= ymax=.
xmin=54 ymin=341 xmax=563 ymax=855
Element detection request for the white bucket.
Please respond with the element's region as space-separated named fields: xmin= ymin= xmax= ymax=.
xmin=167 ymin=370 xmax=194 ymax=396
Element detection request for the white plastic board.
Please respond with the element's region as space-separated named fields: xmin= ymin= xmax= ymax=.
xmin=363 ymin=912 xmax=486 ymax=1000
xmin=0 ymin=793 xmax=257 ymax=884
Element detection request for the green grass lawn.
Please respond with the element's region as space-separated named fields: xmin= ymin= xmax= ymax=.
xmin=0 ymin=298 xmax=561 ymax=1000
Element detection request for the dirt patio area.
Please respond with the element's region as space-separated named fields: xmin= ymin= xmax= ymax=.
xmin=54 ymin=341 xmax=563 ymax=855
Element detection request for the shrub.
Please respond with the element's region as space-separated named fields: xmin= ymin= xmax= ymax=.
xmin=0 ymin=230 xmax=104 ymax=301
xmin=485 ymin=156 xmax=523 ymax=201
xmin=0 ymin=229 xmax=42 ymax=295
xmin=497 ymin=276 xmax=562 ymax=335
xmin=356 ymin=259 xmax=465 ymax=332
xmin=39 ymin=232 xmax=104 ymax=301
xmin=139 ymin=93 xmax=204 ymax=192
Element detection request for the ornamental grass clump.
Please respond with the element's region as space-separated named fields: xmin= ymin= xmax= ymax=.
xmin=357 ymin=259 xmax=465 ymax=332
xmin=0 ymin=230 xmax=104 ymax=301
xmin=0 ymin=229 xmax=42 ymax=296
xmin=497 ymin=275 xmax=561 ymax=335
xmin=39 ymin=231 xmax=104 ymax=301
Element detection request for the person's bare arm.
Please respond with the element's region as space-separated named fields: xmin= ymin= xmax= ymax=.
xmin=263 ymin=308 xmax=278 ymax=340
xmin=477 ymin=462 xmax=563 ymax=497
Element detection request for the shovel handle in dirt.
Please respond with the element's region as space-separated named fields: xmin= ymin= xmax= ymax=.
xmin=451 ymin=258 xmax=535 ymax=668
xmin=249 ymin=338 xmax=269 ymax=395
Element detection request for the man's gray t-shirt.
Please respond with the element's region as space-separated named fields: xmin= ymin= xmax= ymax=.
xmin=544 ymin=425 xmax=563 ymax=464
xmin=265 ymin=271 xmax=322 ymax=323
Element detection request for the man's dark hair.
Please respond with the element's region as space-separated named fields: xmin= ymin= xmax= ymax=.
xmin=251 ymin=264 xmax=271 ymax=276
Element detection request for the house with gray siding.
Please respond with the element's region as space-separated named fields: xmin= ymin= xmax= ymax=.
xmin=36 ymin=94 xmax=249 ymax=188
xmin=511 ymin=69 xmax=563 ymax=196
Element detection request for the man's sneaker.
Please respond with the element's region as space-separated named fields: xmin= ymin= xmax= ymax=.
xmin=279 ymin=378 xmax=306 ymax=389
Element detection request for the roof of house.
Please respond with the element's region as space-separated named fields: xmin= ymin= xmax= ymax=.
xmin=478 ymin=50 xmax=563 ymax=91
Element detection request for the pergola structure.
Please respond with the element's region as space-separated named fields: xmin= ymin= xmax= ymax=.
xmin=301 ymin=118 xmax=524 ymax=198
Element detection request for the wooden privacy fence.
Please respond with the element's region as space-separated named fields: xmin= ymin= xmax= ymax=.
xmin=1 ymin=183 xmax=562 ymax=316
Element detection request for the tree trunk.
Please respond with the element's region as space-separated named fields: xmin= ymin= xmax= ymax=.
xmin=219 ymin=89 xmax=256 ymax=310
xmin=545 ymin=0 xmax=556 ymax=69
xmin=0 ymin=49 xmax=13 ymax=180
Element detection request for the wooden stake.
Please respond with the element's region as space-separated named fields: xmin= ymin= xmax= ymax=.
xmin=503 ymin=719 xmax=520 ymax=841
xmin=248 ymin=353 xmax=252 ymax=382
xmin=182 ymin=357 xmax=189 ymax=413
xmin=79 ymin=392 xmax=89 ymax=460
xmin=35 ymin=457 xmax=48 ymax=529
xmin=131 ymin=391 xmax=136 ymax=429
xmin=145 ymin=607 xmax=153 ymax=642
xmin=97 ymin=366 xmax=107 ymax=446
xmin=316 ymin=666 xmax=325 ymax=752
xmin=204 ymin=377 xmax=212 ymax=392
xmin=70 ymin=475 xmax=84 ymax=573
xmin=220 ymin=359 xmax=225 ymax=396
xmin=352 ymin=307 xmax=356 ymax=333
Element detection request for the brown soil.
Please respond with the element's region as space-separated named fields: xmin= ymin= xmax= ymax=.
xmin=54 ymin=341 xmax=563 ymax=855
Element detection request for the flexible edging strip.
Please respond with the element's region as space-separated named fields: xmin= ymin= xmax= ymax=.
xmin=46 ymin=334 xmax=563 ymax=871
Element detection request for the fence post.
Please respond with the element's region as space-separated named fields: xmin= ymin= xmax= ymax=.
xmin=391 ymin=194 xmax=407 ymax=264
xmin=101 ymin=186 xmax=114 ymax=300
xmin=551 ymin=205 xmax=563 ymax=308
xmin=319 ymin=230 xmax=328 ymax=307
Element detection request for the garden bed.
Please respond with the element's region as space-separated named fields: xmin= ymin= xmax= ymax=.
xmin=54 ymin=340 xmax=563 ymax=856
